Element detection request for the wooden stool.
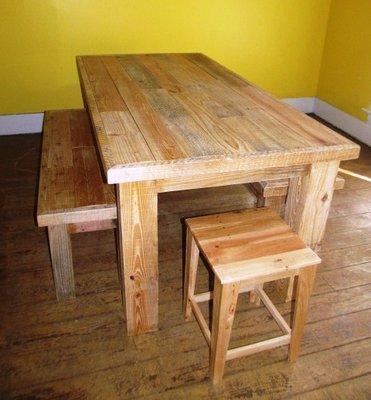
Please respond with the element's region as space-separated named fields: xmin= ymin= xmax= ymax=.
xmin=183 ymin=207 xmax=321 ymax=385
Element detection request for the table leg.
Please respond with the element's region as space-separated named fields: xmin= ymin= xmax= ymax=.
xmin=284 ymin=161 xmax=339 ymax=301
xmin=285 ymin=160 xmax=339 ymax=248
xmin=117 ymin=181 xmax=159 ymax=335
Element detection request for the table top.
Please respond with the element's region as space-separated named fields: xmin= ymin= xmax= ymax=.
xmin=77 ymin=53 xmax=359 ymax=184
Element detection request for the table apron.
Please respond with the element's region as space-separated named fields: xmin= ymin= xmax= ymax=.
xmin=155 ymin=165 xmax=309 ymax=193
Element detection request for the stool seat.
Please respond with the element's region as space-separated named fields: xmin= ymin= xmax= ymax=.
xmin=186 ymin=208 xmax=320 ymax=284
xmin=183 ymin=207 xmax=321 ymax=385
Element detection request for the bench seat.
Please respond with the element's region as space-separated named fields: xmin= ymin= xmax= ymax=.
xmin=37 ymin=109 xmax=117 ymax=300
xmin=37 ymin=109 xmax=117 ymax=227
xmin=249 ymin=176 xmax=344 ymax=198
xmin=248 ymin=175 xmax=345 ymax=215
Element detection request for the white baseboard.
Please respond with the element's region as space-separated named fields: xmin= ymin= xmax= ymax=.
xmin=0 ymin=113 xmax=44 ymax=135
xmin=362 ymin=107 xmax=371 ymax=124
xmin=314 ymin=99 xmax=371 ymax=146
xmin=281 ymin=97 xmax=316 ymax=114
xmin=282 ymin=97 xmax=371 ymax=146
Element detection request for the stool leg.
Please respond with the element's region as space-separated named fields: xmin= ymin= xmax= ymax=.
xmin=285 ymin=276 xmax=296 ymax=302
xmin=253 ymin=193 xmax=286 ymax=304
xmin=210 ymin=277 xmax=240 ymax=385
xmin=47 ymin=225 xmax=75 ymax=301
xmin=183 ymin=227 xmax=200 ymax=320
xmin=289 ymin=265 xmax=317 ymax=362
xmin=266 ymin=195 xmax=288 ymax=301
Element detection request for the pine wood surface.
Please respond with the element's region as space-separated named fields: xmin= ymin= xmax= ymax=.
xmin=210 ymin=279 xmax=240 ymax=384
xmin=288 ymin=265 xmax=317 ymax=363
xmin=186 ymin=208 xmax=320 ymax=284
xmin=1 ymin=123 xmax=370 ymax=398
xmin=187 ymin=208 xmax=306 ymax=264
xmin=37 ymin=109 xmax=116 ymax=227
xmin=77 ymin=53 xmax=359 ymax=183
xmin=117 ymin=181 xmax=159 ymax=335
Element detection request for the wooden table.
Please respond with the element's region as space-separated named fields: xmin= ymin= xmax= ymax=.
xmin=77 ymin=53 xmax=359 ymax=335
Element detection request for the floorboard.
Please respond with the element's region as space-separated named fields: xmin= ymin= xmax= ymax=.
xmin=0 ymin=118 xmax=370 ymax=399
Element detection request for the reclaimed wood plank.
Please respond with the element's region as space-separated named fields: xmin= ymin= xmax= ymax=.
xmin=285 ymin=160 xmax=340 ymax=249
xmin=117 ymin=181 xmax=159 ymax=334
xmin=76 ymin=53 xmax=360 ymax=184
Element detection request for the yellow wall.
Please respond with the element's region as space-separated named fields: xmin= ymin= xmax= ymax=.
xmin=318 ymin=0 xmax=371 ymax=121
xmin=0 ymin=0 xmax=331 ymax=115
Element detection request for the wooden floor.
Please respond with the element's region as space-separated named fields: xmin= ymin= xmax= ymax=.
xmin=1 ymin=119 xmax=370 ymax=399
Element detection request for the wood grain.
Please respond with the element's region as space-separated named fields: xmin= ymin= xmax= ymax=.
xmin=117 ymin=181 xmax=159 ymax=335
xmin=186 ymin=207 xmax=320 ymax=284
xmin=289 ymin=265 xmax=317 ymax=361
xmin=67 ymin=219 xmax=116 ymax=234
xmin=285 ymin=161 xmax=340 ymax=249
xmin=156 ymin=165 xmax=307 ymax=193
xmin=76 ymin=53 xmax=360 ymax=184
xmin=183 ymin=227 xmax=199 ymax=320
xmin=226 ymin=334 xmax=291 ymax=361
xmin=285 ymin=161 xmax=338 ymax=301
xmin=47 ymin=225 xmax=75 ymax=300
xmin=249 ymin=175 xmax=344 ymax=201
xmin=210 ymin=278 xmax=240 ymax=385
xmin=1 ymin=129 xmax=370 ymax=398
xmin=37 ymin=109 xmax=116 ymax=226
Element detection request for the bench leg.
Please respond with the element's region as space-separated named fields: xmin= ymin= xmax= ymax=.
xmin=249 ymin=285 xmax=263 ymax=305
xmin=255 ymin=193 xmax=266 ymax=208
xmin=289 ymin=265 xmax=317 ymax=362
xmin=184 ymin=227 xmax=200 ymax=320
xmin=254 ymin=193 xmax=286 ymax=215
xmin=265 ymin=195 xmax=286 ymax=216
xmin=48 ymin=225 xmax=75 ymax=301
xmin=210 ymin=278 xmax=240 ymax=385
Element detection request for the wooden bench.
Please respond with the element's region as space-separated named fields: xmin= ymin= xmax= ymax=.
xmin=248 ymin=175 xmax=345 ymax=215
xmin=37 ymin=109 xmax=117 ymax=300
